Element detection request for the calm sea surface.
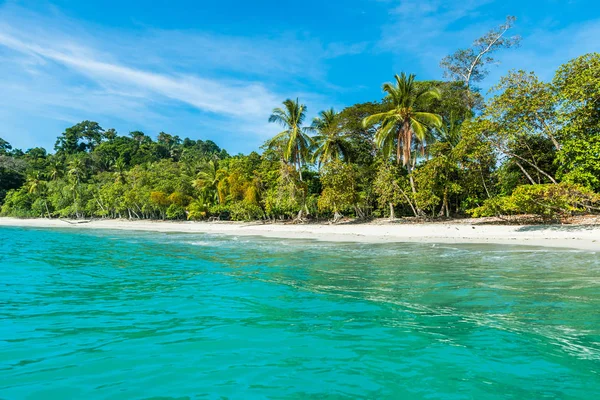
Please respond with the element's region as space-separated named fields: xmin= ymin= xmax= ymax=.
xmin=1 ymin=226 xmax=599 ymax=399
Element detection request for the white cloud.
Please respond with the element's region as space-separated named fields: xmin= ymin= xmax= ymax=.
xmin=0 ymin=30 xmax=281 ymax=118
xmin=0 ymin=3 xmax=355 ymax=153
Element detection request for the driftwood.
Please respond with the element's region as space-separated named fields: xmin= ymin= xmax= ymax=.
xmin=59 ymin=218 xmax=92 ymax=225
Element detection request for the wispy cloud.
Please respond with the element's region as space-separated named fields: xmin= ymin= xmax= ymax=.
xmin=0 ymin=3 xmax=352 ymax=152
xmin=378 ymin=0 xmax=493 ymax=52
xmin=0 ymin=31 xmax=282 ymax=117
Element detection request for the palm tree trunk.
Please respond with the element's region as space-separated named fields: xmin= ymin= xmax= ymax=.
xmin=72 ymin=189 xmax=79 ymax=219
xmin=296 ymin=147 xmax=303 ymax=182
xmin=389 ymin=202 xmax=395 ymax=221
xmin=44 ymin=200 xmax=51 ymax=219
xmin=396 ymin=130 xmax=402 ymax=165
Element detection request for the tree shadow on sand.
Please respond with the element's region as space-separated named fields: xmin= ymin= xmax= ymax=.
xmin=516 ymin=225 xmax=600 ymax=233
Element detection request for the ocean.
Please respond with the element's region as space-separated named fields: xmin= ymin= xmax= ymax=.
xmin=1 ymin=226 xmax=599 ymax=398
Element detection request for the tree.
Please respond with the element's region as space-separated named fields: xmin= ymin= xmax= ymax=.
xmin=473 ymin=70 xmax=561 ymax=187
xmin=440 ymin=16 xmax=521 ymax=107
xmin=67 ymin=156 xmax=87 ymax=218
xmin=553 ymin=53 xmax=600 ymax=140
xmin=553 ymin=53 xmax=600 ymax=191
xmin=311 ymin=108 xmax=351 ymax=166
xmin=267 ymin=98 xmax=313 ymax=181
xmin=362 ymin=73 xmax=442 ymax=201
xmin=0 ymin=138 xmax=12 ymax=155
xmin=26 ymin=173 xmax=51 ymax=218
xmin=130 ymin=131 xmax=151 ymax=145
xmin=489 ymin=70 xmax=561 ymax=149
xmin=55 ymin=121 xmax=105 ymax=155
xmin=48 ymin=159 xmax=64 ymax=181
xmin=373 ymin=161 xmax=415 ymax=219
xmin=318 ymin=160 xmax=359 ymax=222
xmin=0 ymin=154 xmax=26 ymax=204
xmin=557 ymin=136 xmax=600 ymax=192
xmin=192 ymin=159 xmax=227 ymax=205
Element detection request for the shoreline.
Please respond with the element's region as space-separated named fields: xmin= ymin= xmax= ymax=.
xmin=1 ymin=217 xmax=599 ymax=251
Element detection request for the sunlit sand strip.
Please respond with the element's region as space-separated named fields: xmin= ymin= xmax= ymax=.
xmin=1 ymin=218 xmax=599 ymax=251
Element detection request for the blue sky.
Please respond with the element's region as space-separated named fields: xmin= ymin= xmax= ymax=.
xmin=0 ymin=0 xmax=599 ymax=154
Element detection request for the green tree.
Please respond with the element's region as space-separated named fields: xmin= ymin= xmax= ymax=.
xmin=363 ymin=73 xmax=442 ymax=169
xmin=373 ymin=161 xmax=416 ymax=219
xmin=554 ymin=53 xmax=600 ymax=191
xmin=318 ymin=160 xmax=359 ymax=222
xmin=192 ymin=159 xmax=227 ymax=205
xmin=363 ymin=73 xmax=442 ymax=204
xmin=473 ymin=71 xmax=560 ymax=187
xmin=440 ymin=16 xmax=520 ymax=107
xmin=0 ymin=138 xmax=12 ymax=155
xmin=267 ymin=98 xmax=313 ymax=181
xmin=55 ymin=121 xmax=104 ymax=155
xmin=67 ymin=156 xmax=87 ymax=218
xmin=311 ymin=108 xmax=350 ymax=166
xmin=26 ymin=173 xmax=51 ymax=218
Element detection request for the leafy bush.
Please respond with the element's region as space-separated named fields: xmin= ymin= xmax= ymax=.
xmin=469 ymin=183 xmax=600 ymax=220
xmin=229 ymin=201 xmax=264 ymax=221
xmin=317 ymin=160 xmax=358 ymax=215
xmin=166 ymin=204 xmax=186 ymax=220
xmin=208 ymin=204 xmax=231 ymax=220
xmin=187 ymin=199 xmax=209 ymax=220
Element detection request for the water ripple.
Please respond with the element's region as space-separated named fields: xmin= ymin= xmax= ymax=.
xmin=1 ymin=226 xmax=599 ymax=398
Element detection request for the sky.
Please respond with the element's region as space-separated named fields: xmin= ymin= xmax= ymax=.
xmin=0 ymin=0 xmax=599 ymax=154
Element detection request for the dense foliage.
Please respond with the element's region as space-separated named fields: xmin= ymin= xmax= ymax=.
xmin=2 ymin=31 xmax=599 ymax=223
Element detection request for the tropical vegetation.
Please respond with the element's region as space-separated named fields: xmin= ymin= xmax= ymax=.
xmin=2 ymin=18 xmax=599 ymax=223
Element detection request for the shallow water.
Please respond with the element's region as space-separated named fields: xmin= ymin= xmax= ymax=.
xmin=1 ymin=226 xmax=599 ymax=399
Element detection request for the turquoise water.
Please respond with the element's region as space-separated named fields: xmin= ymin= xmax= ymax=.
xmin=1 ymin=227 xmax=599 ymax=399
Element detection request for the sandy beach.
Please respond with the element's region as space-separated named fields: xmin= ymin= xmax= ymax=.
xmin=1 ymin=217 xmax=599 ymax=251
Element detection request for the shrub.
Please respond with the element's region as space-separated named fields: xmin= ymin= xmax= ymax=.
xmin=166 ymin=203 xmax=186 ymax=220
xmin=229 ymin=201 xmax=264 ymax=221
xmin=187 ymin=200 xmax=209 ymax=220
xmin=0 ymin=189 xmax=35 ymax=217
xmin=469 ymin=182 xmax=600 ymax=221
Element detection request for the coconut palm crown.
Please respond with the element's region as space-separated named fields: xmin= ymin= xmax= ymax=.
xmin=267 ymin=98 xmax=313 ymax=179
xmin=311 ymin=108 xmax=351 ymax=166
xmin=362 ymin=73 xmax=442 ymax=168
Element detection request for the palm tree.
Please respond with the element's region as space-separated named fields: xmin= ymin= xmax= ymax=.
xmin=67 ymin=157 xmax=86 ymax=218
xmin=26 ymin=173 xmax=51 ymax=218
xmin=192 ymin=159 xmax=227 ymax=205
xmin=311 ymin=108 xmax=351 ymax=167
xmin=267 ymin=98 xmax=313 ymax=181
xmin=113 ymin=158 xmax=127 ymax=184
xmin=436 ymin=113 xmax=462 ymax=148
xmin=362 ymin=73 xmax=442 ymax=170
xmin=48 ymin=160 xmax=63 ymax=181
xmin=68 ymin=157 xmax=85 ymax=186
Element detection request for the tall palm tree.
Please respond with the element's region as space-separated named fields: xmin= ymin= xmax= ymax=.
xmin=26 ymin=173 xmax=51 ymax=218
xmin=67 ymin=157 xmax=86 ymax=218
xmin=311 ymin=108 xmax=351 ymax=167
xmin=362 ymin=73 xmax=442 ymax=170
xmin=113 ymin=158 xmax=127 ymax=184
xmin=267 ymin=98 xmax=313 ymax=181
xmin=68 ymin=157 xmax=86 ymax=186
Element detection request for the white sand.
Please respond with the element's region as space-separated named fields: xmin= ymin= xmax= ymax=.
xmin=1 ymin=217 xmax=599 ymax=251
